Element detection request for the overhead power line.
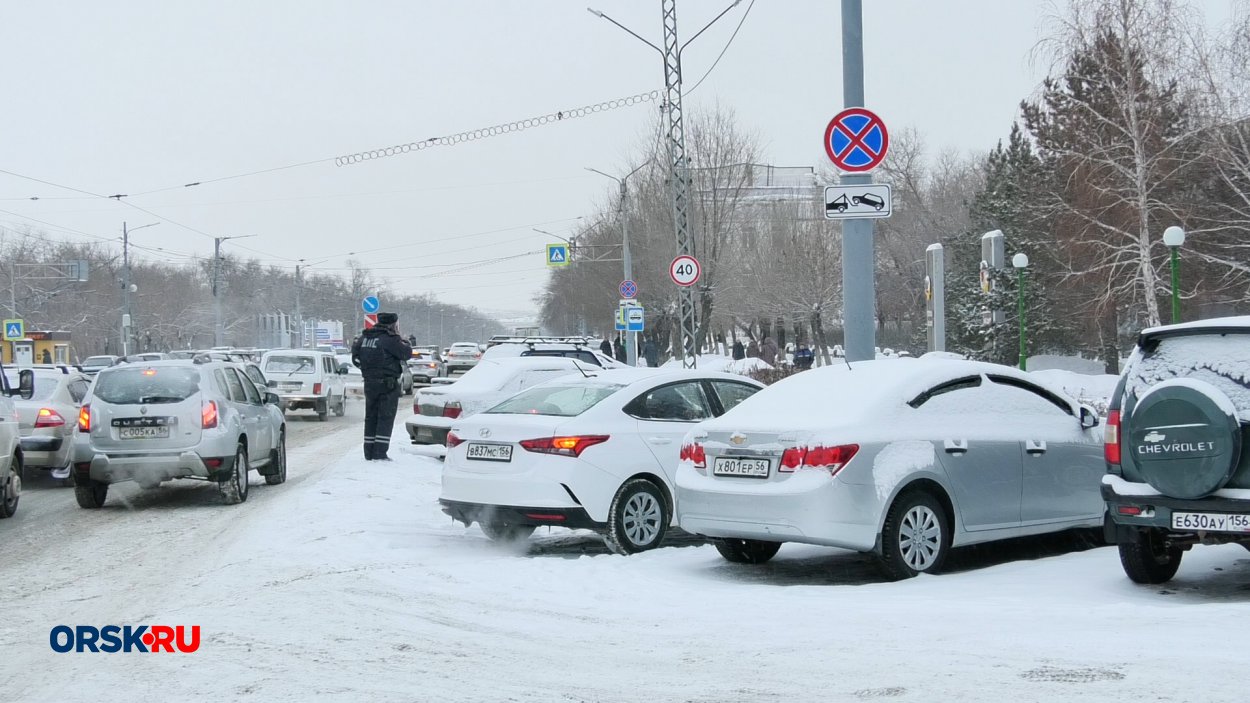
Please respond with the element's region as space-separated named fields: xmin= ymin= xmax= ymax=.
xmin=685 ymin=0 xmax=756 ymax=96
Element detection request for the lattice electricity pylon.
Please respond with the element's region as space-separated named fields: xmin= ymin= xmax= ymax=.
xmin=662 ymin=0 xmax=698 ymax=369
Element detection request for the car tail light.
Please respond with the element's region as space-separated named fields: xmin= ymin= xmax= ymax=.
xmin=413 ymin=401 xmax=420 ymax=415
xmin=780 ymin=444 xmax=859 ymax=475
xmin=313 ymin=382 xmax=322 ymax=395
xmin=446 ymin=431 xmax=464 ymax=448
xmin=202 ymin=400 xmax=219 ymax=429
xmin=35 ymin=408 xmax=66 ymax=428
xmin=204 ymin=458 xmax=224 ymax=469
xmin=1104 ymin=410 xmax=1121 ymax=465
xmin=1117 ymin=505 xmax=1142 ymax=516
xmin=680 ymin=442 xmax=706 ymax=471
xmin=442 ymin=402 xmax=462 ymax=419
xmin=520 ymin=435 xmax=609 ymax=458
xmin=77 ymin=405 xmax=91 ymax=432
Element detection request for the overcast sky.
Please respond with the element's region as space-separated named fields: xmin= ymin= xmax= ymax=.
xmin=0 ymin=1 xmax=1236 ymax=320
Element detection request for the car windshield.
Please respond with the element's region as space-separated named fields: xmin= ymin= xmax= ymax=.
xmin=1127 ymin=332 xmax=1250 ymax=416
xmin=92 ymin=367 xmax=200 ymax=404
xmin=2 ymin=373 xmax=57 ymax=402
xmin=486 ymin=383 xmax=623 ymax=417
xmin=265 ymin=355 xmax=316 ymax=374
xmin=82 ymin=356 xmax=114 ymax=366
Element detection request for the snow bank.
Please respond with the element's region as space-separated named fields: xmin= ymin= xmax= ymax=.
xmin=662 ymin=354 xmax=772 ymax=376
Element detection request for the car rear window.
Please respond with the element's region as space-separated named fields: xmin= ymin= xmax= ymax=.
xmin=265 ymin=355 xmax=317 ymax=374
xmin=82 ymin=356 xmax=115 ymax=366
xmin=1127 ymin=333 xmax=1250 ymax=416
xmin=92 ymin=367 xmax=201 ymax=405
xmin=486 ymin=384 xmax=624 ymax=417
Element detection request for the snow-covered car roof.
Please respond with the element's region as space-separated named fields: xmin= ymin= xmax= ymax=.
xmin=426 ymin=356 xmax=594 ymax=394
xmin=696 ymin=358 xmax=1079 ymax=433
xmin=522 ymin=366 xmax=766 ymax=392
xmin=1139 ymin=315 xmax=1250 ymax=338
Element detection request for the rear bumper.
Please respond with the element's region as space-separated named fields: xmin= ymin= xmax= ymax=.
xmin=278 ymin=394 xmax=327 ymax=410
xmin=20 ymin=434 xmax=69 ymax=469
xmin=440 ymin=499 xmax=601 ymax=530
xmin=20 ymin=435 xmax=63 ymax=452
xmin=406 ymin=416 xmax=452 ymax=445
xmin=76 ymin=451 xmax=234 ymax=485
xmin=1103 ymin=479 xmax=1250 ymax=531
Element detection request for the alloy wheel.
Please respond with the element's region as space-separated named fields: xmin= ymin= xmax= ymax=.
xmin=898 ymin=505 xmax=942 ymax=571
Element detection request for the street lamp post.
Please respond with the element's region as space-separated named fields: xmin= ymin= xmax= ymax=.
xmin=1012 ymin=253 xmax=1029 ymax=371
xmin=586 ymin=162 xmax=649 ymax=367
xmin=1163 ymin=226 xmax=1185 ymax=324
xmin=121 ymin=221 xmax=160 ymax=355
xmin=212 ymin=235 xmax=257 ymax=347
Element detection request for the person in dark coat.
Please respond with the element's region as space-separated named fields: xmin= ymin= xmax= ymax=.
xmin=747 ymin=339 xmax=760 ymax=359
xmin=760 ymin=337 xmax=779 ymax=365
xmin=351 ymin=312 xmax=412 ymax=461
xmin=600 ymin=338 xmax=613 ymax=356
xmin=731 ymin=340 xmax=745 ymax=360
xmin=613 ymin=336 xmax=626 ymax=363
xmin=794 ymin=342 xmax=815 ymax=370
xmin=643 ymin=336 xmax=659 ymax=367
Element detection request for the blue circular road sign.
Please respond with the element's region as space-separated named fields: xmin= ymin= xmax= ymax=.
xmin=362 ymin=295 xmax=380 ymax=313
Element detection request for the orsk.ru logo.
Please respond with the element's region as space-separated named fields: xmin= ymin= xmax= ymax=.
xmin=49 ymin=625 xmax=201 ymax=653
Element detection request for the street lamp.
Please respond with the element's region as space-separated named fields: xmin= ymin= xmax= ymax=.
xmin=121 ymin=221 xmax=160 ymax=355
xmin=1163 ymin=226 xmax=1185 ymax=324
xmin=1012 ymin=253 xmax=1029 ymax=371
xmin=586 ymin=161 xmax=649 ymax=366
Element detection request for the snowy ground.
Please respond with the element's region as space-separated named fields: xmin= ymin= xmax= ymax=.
xmin=4 ymin=403 xmax=1250 ymax=702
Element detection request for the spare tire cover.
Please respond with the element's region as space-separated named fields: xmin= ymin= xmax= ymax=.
xmin=1127 ymin=379 xmax=1242 ymax=499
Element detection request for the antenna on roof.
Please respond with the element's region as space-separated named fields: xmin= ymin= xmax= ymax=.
xmin=843 ymin=354 xmax=853 ymax=371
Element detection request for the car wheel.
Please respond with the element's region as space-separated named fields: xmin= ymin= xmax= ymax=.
xmin=605 ymin=478 xmax=669 ymax=555
xmin=879 ymin=490 xmax=950 ymax=579
xmin=479 ymin=521 xmax=536 ymax=543
xmin=265 ymin=431 xmax=287 ymax=486
xmin=1118 ymin=528 xmax=1183 ymax=584
xmin=0 ymin=457 xmax=20 ymax=518
xmin=219 ymin=443 xmax=250 ymax=505
xmin=74 ymin=480 xmax=108 ymax=509
xmin=317 ymin=399 xmax=328 ymax=422
xmin=333 ymin=397 xmax=346 ymax=417
xmin=714 ymin=538 xmax=781 ymax=564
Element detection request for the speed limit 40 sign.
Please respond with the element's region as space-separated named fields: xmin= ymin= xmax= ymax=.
xmin=670 ymin=255 xmax=701 ymax=287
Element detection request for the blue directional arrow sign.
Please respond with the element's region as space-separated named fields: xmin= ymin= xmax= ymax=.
xmin=3 ymin=319 xmax=23 ymax=341
xmin=361 ymin=296 xmax=380 ymax=314
xmin=547 ymin=243 xmax=570 ymax=267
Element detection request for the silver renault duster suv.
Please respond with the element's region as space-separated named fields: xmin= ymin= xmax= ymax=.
xmin=71 ymin=359 xmax=287 ymax=507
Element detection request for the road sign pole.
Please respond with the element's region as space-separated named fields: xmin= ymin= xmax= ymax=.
xmin=839 ymin=0 xmax=875 ymax=363
xmin=620 ymin=180 xmax=637 ymax=367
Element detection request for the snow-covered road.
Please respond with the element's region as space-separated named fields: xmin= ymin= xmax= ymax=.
xmin=4 ymin=404 xmax=1249 ymax=702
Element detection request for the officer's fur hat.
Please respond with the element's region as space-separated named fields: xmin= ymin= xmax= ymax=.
xmin=377 ymin=312 xmax=398 ymax=325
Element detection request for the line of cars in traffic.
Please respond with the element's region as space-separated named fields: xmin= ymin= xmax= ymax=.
xmin=426 ymin=321 xmax=1250 ymax=585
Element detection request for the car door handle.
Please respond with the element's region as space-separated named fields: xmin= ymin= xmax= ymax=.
xmin=943 ymin=439 xmax=967 ymax=455
xmin=1025 ymin=440 xmax=1047 ymax=455
xmin=647 ymin=437 xmax=672 ymax=445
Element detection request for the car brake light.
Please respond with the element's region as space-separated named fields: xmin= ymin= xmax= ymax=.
xmin=202 ymin=400 xmax=219 ymax=429
xmin=780 ymin=444 xmax=859 ymax=475
xmin=446 ymin=431 xmax=464 ymax=448
xmin=442 ymin=402 xmax=462 ymax=419
xmin=1104 ymin=410 xmax=1121 ymax=465
xmin=520 ymin=435 xmax=610 ymax=458
xmin=313 ymin=382 xmax=322 ymax=395
xmin=1117 ymin=505 xmax=1142 ymax=516
xmin=35 ymin=407 xmax=66 ymax=428
xmin=77 ymin=405 xmax=91 ymax=432
xmin=679 ymin=442 xmax=707 ymax=470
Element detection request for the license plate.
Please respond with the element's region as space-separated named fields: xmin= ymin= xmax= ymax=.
xmin=119 ymin=426 xmax=170 ymax=440
xmin=466 ymin=443 xmax=513 ymax=462
xmin=281 ymin=383 xmax=303 ymax=391
xmin=1171 ymin=512 xmax=1250 ymax=533
xmin=713 ymin=457 xmax=770 ymax=478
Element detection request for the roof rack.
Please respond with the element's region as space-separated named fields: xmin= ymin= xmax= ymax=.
xmin=485 ymin=335 xmax=595 ymax=348
xmin=25 ymin=363 xmax=84 ymax=374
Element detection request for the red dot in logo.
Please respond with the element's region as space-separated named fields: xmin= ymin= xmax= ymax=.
xmin=142 ymin=633 xmax=155 ymax=646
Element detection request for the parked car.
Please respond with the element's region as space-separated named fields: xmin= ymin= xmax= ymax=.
xmin=675 ymin=358 xmax=1106 ymax=578
xmin=0 ymin=362 xmax=34 ymax=518
xmin=3 ymin=365 xmax=92 ymax=483
xmin=445 ymin=342 xmax=484 ymax=374
xmin=439 ymin=368 xmax=765 ymax=554
xmin=70 ymin=359 xmax=287 ymax=507
xmin=80 ymin=355 xmax=119 ymax=376
xmin=408 ymin=348 xmax=446 ymax=384
xmin=1102 ymin=316 xmax=1250 ymax=584
xmin=406 ymin=357 xmax=593 ymax=446
xmin=118 ymin=353 xmax=170 ymax=363
xmin=260 ymin=350 xmax=346 ymax=421
xmin=480 ymin=337 xmax=622 ymax=368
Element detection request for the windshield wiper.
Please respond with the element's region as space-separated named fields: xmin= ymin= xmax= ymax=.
xmin=285 ymin=361 xmax=312 ymax=377
xmin=138 ymin=395 xmax=184 ymax=404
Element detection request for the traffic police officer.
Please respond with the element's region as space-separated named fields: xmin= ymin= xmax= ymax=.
xmin=351 ymin=312 xmax=412 ymax=461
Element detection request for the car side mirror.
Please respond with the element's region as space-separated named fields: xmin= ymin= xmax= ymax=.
xmin=17 ymin=369 xmax=34 ymax=400
xmin=265 ymin=392 xmax=281 ymax=406
xmin=1079 ymin=405 xmax=1100 ymax=429
xmin=338 ymin=364 xmax=350 ymax=375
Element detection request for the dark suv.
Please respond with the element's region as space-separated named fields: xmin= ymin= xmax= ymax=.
xmin=1102 ymin=316 xmax=1250 ymax=583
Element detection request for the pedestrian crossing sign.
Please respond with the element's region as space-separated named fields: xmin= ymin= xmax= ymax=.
xmin=3 ymin=319 xmax=23 ymax=341
xmin=546 ymin=243 xmax=570 ymax=267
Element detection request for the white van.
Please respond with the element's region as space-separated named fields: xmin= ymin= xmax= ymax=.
xmin=260 ymin=350 xmax=347 ymax=421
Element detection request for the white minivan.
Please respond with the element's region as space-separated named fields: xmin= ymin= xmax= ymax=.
xmin=260 ymin=350 xmax=347 ymax=421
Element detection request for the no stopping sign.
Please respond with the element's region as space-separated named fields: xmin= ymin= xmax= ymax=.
xmin=670 ymin=255 xmax=701 ymax=287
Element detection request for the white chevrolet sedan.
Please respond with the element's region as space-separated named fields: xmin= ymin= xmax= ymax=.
xmin=439 ymin=368 xmax=764 ymax=554
xmin=675 ymin=359 xmax=1106 ymax=578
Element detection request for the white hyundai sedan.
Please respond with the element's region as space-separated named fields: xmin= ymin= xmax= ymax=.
xmin=439 ymin=368 xmax=764 ymax=554
xmin=675 ymin=359 xmax=1106 ymax=578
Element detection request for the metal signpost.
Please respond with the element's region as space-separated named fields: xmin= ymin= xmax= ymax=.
xmin=924 ymin=244 xmax=946 ymax=352
xmin=980 ymin=230 xmax=1006 ymax=326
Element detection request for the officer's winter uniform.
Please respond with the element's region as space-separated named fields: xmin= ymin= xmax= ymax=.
xmin=351 ymin=313 xmax=412 ymax=460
